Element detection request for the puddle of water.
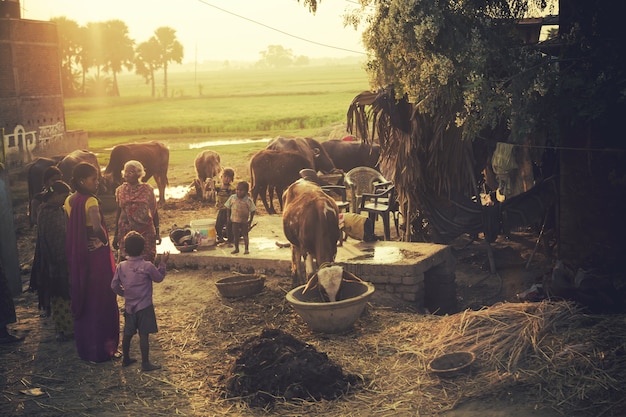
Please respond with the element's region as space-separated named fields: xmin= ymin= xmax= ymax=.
xmin=251 ymin=237 xmax=283 ymax=251
xmin=347 ymin=246 xmax=421 ymax=264
xmin=157 ymin=185 xmax=193 ymax=200
xmin=158 ymin=236 xmax=283 ymax=254
xmin=158 ymin=237 xmax=183 ymax=254
xmin=188 ymin=137 xmax=271 ymax=149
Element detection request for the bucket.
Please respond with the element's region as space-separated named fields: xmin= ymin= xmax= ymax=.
xmin=190 ymin=219 xmax=216 ymax=247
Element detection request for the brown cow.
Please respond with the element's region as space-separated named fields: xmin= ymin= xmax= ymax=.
xmin=103 ymin=141 xmax=169 ymax=204
xmin=193 ymin=150 xmax=221 ymax=201
xmin=266 ymin=137 xmax=336 ymax=174
xmin=321 ymin=139 xmax=381 ymax=172
xmin=282 ymin=178 xmax=340 ymax=287
xmin=250 ymin=149 xmax=313 ymax=215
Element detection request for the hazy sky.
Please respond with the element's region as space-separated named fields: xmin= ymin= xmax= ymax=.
xmin=22 ymin=0 xmax=368 ymax=62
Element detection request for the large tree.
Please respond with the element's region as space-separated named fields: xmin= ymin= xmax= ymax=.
xmin=303 ymin=0 xmax=626 ymax=269
xmin=152 ymin=27 xmax=183 ymax=98
xmin=51 ymin=17 xmax=82 ymax=97
xmin=258 ymin=45 xmax=295 ymax=68
xmin=135 ymin=38 xmax=162 ymax=98
xmin=101 ymin=19 xmax=135 ymax=96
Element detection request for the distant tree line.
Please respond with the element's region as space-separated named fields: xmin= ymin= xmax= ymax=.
xmin=51 ymin=17 xmax=183 ymax=98
xmin=256 ymin=45 xmax=310 ymax=68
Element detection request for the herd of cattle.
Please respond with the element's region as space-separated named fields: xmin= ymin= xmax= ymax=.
xmin=25 ymin=137 xmax=380 ymax=285
xmin=26 ymin=137 xmax=380 ymax=218
xmin=26 ymin=142 xmax=171 ymax=224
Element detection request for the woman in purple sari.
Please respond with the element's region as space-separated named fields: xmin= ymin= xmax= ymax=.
xmin=64 ymin=162 xmax=119 ymax=362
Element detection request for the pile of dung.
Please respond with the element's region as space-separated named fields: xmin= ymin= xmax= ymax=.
xmin=223 ymin=328 xmax=362 ymax=407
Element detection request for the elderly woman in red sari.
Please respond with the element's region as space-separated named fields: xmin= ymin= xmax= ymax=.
xmin=64 ymin=162 xmax=119 ymax=363
xmin=113 ymin=160 xmax=160 ymax=262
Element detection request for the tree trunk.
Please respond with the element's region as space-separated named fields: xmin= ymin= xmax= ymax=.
xmin=150 ymin=68 xmax=155 ymax=98
xmin=163 ymin=62 xmax=168 ymax=98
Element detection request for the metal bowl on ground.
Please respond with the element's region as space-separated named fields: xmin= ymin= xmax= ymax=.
xmin=215 ymin=274 xmax=266 ymax=298
xmin=427 ymin=351 xmax=475 ymax=377
xmin=175 ymin=243 xmax=198 ymax=253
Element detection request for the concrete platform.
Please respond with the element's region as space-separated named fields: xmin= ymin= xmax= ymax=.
xmin=160 ymin=215 xmax=457 ymax=312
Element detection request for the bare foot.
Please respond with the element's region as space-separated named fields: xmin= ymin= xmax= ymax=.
xmin=231 ymin=249 xmax=239 ymax=254
xmin=244 ymin=250 xmax=249 ymax=255
xmin=122 ymin=358 xmax=137 ymax=367
xmin=142 ymin=363 xmax=161 ymax=371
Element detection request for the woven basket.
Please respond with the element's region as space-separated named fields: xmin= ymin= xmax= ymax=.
xmin=215 ymin=274 xmax=266 ymax=298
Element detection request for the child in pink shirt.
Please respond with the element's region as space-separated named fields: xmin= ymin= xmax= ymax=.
xmin=111 ymin=231 xmax=169 ymax=371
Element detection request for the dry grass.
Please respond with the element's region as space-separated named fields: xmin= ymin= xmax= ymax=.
xmin=4 ymin=198 xmax=626 ymax=417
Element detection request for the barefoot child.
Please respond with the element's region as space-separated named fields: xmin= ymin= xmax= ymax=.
xmin=215 ymin=168 xmax=235 ymax=244
xmin=111 ymin=231 xmax=169 ymax=371
xmin=224 ymin=181 xmax=256 ymax=255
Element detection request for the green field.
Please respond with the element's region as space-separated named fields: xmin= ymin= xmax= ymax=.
xmin=64 ymin=63 xmax=371 ymax=186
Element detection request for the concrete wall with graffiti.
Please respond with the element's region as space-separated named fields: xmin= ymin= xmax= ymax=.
xmin=0 ymin=17 xmax=87 ymax=170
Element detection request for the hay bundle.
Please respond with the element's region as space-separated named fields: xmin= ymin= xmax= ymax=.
xmin=389 ymin=300 xmax=626 ymax=416
xmin=223 ymin=328 xmax=362 ymax=407
xmin=423 ymin=300 xmax=577 ymax=371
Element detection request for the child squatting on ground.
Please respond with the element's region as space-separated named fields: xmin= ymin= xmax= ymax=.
xmin=224 ymin=181 xmax=256 ymax=255
xmin=111 ymin=231 xmax=169 ymax=371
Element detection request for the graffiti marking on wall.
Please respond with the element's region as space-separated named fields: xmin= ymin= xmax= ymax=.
xmin=38 ymin=122 xmax=65 ymax=147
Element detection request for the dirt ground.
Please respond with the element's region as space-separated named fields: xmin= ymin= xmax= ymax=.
xmin=2 ymin=192 xmax=622 ymax=417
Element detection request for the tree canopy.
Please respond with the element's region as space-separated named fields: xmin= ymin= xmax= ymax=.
xmin=50 ymin=18 xmax=183 ymax=97
xmin=257 ymin=45 xmax=310 ymax=68
xmin=153 ymin=26 xmax=184 ymax=98
xmin=305 ymin=0 xmax=626 ymax=265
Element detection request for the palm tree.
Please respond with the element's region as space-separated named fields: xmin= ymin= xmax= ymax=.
xmin=78 ymin=22 xmax=107 ymax=95
xmin=101 ymin=20 xmax=135 ymax=96
xmin=153 ymin=27 xmax=183 ymax=98
xmin=135 ymin=38 xmax=162 ymax=97
xmin=76 ymin=24 xmax=97 ymax=95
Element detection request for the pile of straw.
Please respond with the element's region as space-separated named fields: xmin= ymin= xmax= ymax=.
xmin=377 ymin=300 xmax=626 ymax=416
xmin=201 ymin=283 xmax=626 ymax=416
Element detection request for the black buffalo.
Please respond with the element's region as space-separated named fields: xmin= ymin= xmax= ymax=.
xmin=250 ymin=149 xmax=313 ymax=214
xmin=321 ymin=139 xmax=380 ymax=172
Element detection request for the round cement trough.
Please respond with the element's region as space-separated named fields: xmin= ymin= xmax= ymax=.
xmin=286 ymin=280 xmax=375 ymax=333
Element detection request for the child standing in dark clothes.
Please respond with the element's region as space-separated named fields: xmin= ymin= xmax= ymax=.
xmin=111 ymin=231 xmax=169 ymax=371
xmin=36 ymin=180 xmax=73 ymax=341
xmin=215 ymin=168 xmax=235 ymax=244
xmin=224 ymin=181 xmax=256 ymax=255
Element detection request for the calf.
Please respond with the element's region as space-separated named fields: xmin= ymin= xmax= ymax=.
xmin=194 ymin=150 xmax=221 ymax=201
xmin=282 ymin=179 xmax=340 ymax=287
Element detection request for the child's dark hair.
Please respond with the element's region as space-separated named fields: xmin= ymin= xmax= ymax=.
xmin=71 ymin=162 xmax=98 ymax=194
xmin=43 ymin=180 xmax=71 ymax=202
xmin=222 ymin=167 xmax=235 ymax=180
xmin=43 ymin=166 xmax=62 ymax=184
xmin=124 ymin=231 xmax=145 ymax=256
xmin=236 ymin=181 xmax=249 ymax=193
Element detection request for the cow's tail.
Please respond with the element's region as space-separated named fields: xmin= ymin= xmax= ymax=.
xmin=250 ymin=167 xmax=258 ymax=203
